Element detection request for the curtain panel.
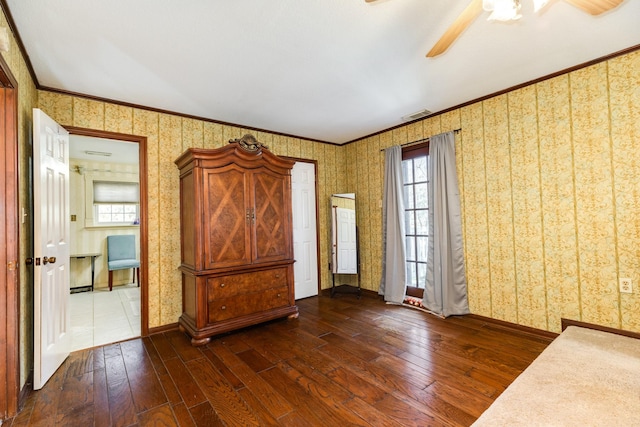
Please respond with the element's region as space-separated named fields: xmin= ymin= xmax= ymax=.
xmin=379 ymin=146 xmax=407 ymax=303
xmin=423 ymin=131 xmax=469 ymax=316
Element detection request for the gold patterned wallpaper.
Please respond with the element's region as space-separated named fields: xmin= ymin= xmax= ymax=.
xmin=31 ymin=49 xmax=640 ymax=337
xmin=347 ymin=50 xmax=640 ymax=333
xmin=1 ymin=7 xmax=38 ymax=390
xmin=3 ymin=0 xmax=639 ymax=390
xmin=37 ymin=90 xmax=348 ymax=330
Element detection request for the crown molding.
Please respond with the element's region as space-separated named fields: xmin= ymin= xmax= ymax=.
xmin=344 ymin=43 xmax=640 ymax=145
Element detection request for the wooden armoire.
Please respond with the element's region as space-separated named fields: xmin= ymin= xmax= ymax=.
xmin=175 ymin=135 xmax=298 ymax=345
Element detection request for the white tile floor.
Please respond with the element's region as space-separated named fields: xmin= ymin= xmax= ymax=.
xmin=70 ymin=283 xmax=141 ymax=352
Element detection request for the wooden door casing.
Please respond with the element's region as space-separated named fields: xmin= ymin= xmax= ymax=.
xmin=0 ymin=53 xmax=19 ymax=420
xmin=64 ymin=126 xmax=149 ymax=338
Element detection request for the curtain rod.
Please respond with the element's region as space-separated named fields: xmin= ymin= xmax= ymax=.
xmin=379 ymin=128 xmax=461 ymax=152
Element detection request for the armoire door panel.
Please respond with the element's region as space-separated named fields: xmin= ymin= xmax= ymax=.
xmin=252 ymin=171 xmax=291 ymax=263
xmin=203 ymin=167 xmax=251 ymax=269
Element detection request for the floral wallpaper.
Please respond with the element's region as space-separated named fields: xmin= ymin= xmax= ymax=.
xmin=37 ymin=91 xmax=346 ymax=330
xmin=346 ymin=50 xmax=640 ymax=333
xmin=3 ymin=0 xmax=639 ymax=392
xmin=1 ymin=6 xmax=38 ymax=390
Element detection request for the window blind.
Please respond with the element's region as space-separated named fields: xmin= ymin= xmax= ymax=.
xmin=93 ymin=181 xmax=139 ymax=204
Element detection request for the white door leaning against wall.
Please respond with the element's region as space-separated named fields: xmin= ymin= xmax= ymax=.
xmin=33 ymin=108 xmax=71 ymax=390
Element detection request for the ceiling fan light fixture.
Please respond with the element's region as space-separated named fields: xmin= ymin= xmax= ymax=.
xmin=485 ymin=0 xmax=522 ymax=21
xmin=427 ymin=0 xmax=624 ymax=58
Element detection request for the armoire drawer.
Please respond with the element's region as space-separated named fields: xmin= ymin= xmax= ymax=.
xmin=206 ymin=267 xmax=288 ymax=299
xmin=208 ymin=286 xmax=290 ymax=322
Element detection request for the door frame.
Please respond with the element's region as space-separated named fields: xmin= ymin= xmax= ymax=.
xmin=0 ymin=53 xmax=20 ymax=419
xmin=284 ymin=157 xmax=321 ymax=295
xmin=64 ymin=126 xmax=149 ymax=336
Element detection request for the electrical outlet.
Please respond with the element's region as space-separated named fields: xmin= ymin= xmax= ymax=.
xmin=620 ymin=278 xmax=633 ymax=294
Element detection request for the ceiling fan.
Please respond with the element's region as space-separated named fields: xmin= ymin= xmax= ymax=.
xmin=365 ymin=0 xmax=625 ymax=57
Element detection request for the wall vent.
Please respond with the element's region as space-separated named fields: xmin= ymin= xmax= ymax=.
xmin=402 ymin=109 xmax=432 ymax=121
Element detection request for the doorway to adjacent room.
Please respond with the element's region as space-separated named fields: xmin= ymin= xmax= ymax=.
xmin=66 ymin=129 xmax=148 ymax=351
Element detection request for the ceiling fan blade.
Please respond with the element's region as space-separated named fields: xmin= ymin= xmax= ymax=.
xmin=563 ymin=0 xmax=624 ymax=15
xmin=426 ymin=0 xmax=483 ymax=58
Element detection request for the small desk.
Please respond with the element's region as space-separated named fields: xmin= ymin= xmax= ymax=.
xmin=70 ymin=253 xmax=101 ymax=293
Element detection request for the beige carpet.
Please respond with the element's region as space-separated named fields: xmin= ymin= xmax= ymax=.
xmin=472 ymin=326 xmax=640 ymax=426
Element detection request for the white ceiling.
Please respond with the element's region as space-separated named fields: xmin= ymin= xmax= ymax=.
xmin=5 ymin=0 xmax=640 ymax=144
xmin=69 ymin=135 xmax=139 ymax=164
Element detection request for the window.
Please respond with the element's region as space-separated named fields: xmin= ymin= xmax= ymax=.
xmin=96 ymin=204 xmax=139 ymax=224
xmin=402 ymin=143 xmax=429 ymax=294
xmin=92 ymin=180 xmax=139 ymax=225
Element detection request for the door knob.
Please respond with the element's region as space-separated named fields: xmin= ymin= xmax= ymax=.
xmin=43 ymin=256 xmax=57 ymax=265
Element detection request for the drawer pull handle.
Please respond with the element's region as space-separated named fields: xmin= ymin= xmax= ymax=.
xmin=221 ymin=305 xmax=226 ymax=310
xmin=277 ymin=294 xmax=281 ymax=298
xmin=275 ymin=274 xmax=280 ymax=278
xmin=220 ymin=283 xmax=226 ymax=288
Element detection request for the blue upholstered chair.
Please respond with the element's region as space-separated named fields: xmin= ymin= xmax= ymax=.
xmin=107 ymin=235 xmax=140 ymax=291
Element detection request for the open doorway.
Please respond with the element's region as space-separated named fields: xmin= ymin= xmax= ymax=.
xmin=67 ymin=130 xmax=147 ymax=351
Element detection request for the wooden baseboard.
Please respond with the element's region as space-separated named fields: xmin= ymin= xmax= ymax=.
xmin=317 ymin=292 xmax=558 ymax=340
xmin=148 ymin=322 xmax=180 ymax=335
xmin=320 ymin=287 xmax=380 ymax=299
xmin=467 ymin=314 xmax=558 ymax=340
xmin=561 ymin=318 xmax=640 ymax=340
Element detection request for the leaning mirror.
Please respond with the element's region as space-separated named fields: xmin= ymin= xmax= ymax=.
xmin=330 ymin=193 xmax=360 ymax=297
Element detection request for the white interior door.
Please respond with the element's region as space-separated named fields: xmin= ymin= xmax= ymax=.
xmin=291 ymin=162 xmax=318 ymax=299
xmin=334 ymin=207 xmax=357 ymax=274
xmin=33 ymin=108 xmax=71 ymax=390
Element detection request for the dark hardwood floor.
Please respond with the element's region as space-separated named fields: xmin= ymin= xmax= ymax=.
xmin=7 ymin=295 xmax=553 ymax=427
